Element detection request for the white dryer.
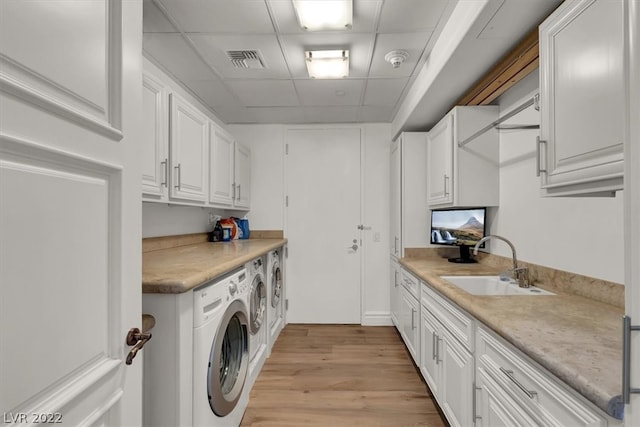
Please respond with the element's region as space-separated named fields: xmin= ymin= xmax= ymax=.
xmin=193 ymin=267 xmax=250 ymax=427
xmin=267 ymin=247 xmax=285 ymax=353
xmin=245 ymin=257 xmax=267 ymax=391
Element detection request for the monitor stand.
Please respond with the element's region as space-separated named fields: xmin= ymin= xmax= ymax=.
xmin=448 ymin=245 xmax=478 ymax=263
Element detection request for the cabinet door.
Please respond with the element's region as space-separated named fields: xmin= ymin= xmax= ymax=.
xmin=390 ymin=139 xmax=401 ymax=256
xmin=141 ymin=72 xmax=168 ymax=198
xmin=427 ymin=114 xmax=454 ymax=206
xmin=420 ymin=307 xmax=440 ymax=395
xmin=169 ymin=93 xmax=208 ymax=202
xmin=390 ymin=258 xmax=401 ymax=328
xmin=439 ymin=328 xmax=474 ymax=427
xmin=234 ymin=142 xmax=251 ymax=209
xmin=400 ymin=287 xmax=420 ymax=364
xmin=539 ymin=0 xmax=624 ymax=196
xmin=476 ymin=367 xmax=539 ymax=427
xmin=209 ymin=125 xmax=234 ymax=207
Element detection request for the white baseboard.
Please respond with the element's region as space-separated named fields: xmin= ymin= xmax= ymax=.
xmin=362 ymin=311 xmax=393 ymax=326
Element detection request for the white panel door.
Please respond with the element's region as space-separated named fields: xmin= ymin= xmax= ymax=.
xmin=0 ymin=1 xmax=142 ymax=425
xmin=286 ymin=128 xmax=361 ymax=324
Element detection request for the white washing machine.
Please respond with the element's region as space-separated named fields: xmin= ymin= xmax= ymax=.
xmin=245 ymin=257 xmax=267 ymax=391
xmin=267 ymin=247 xmax=285 ymax=353
xmin=193 ymin=267 xmax=250 ymax=427
xmin=142 ymin=267 xmax=250 ymax=427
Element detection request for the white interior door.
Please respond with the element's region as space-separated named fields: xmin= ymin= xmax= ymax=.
xmin=286 ymin=128 xmax=362 ymax=324
xmin=0 ymin=1 xmax=142 ymax=425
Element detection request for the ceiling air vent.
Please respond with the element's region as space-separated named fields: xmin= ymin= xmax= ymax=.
xmin=226 ymin=50 xmax=266 ymax=69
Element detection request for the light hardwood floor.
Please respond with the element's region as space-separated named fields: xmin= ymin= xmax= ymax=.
xmin=240 ymin=324 xmax=448 ymax=427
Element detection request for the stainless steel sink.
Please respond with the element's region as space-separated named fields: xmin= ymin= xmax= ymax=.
xmin=440 ymin=275 xmax=555 ymax=296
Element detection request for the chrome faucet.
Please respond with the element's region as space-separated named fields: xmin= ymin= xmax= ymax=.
xmin=473 ymin=235 xmax=530 ymax=288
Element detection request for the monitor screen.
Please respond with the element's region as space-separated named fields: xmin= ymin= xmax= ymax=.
xmin=430 ymin=208 xmax=487 ymax=263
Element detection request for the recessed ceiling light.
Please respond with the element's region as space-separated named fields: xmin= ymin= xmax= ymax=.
xmin=305 ymin=50 xmax=349 ymax=79
xmin=292 ymin=0 xmax=353 ymax=31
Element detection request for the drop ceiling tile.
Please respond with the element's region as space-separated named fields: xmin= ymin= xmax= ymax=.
xmin=182 ymin=79 xmax=242 ymax=108
xmin=358 ymin=105 xmax=395 ymax=122
xmin=250 ymin=106 xmax=307 ymax=124
xmin=143 ymin=34 xmax=215 ymax=81
xmin=212 ymin=106 xmax=258 ymax=124
xmin=303 ymin=106 xmax=360 ymax=123
xmin=268 ymin=0 xmax=382 ymax=34
xmin=226 ymin=80 xmax=300 ymax=107
xmin=280 ymin=32 xmax=375 ymax=78
xmin=143 ymin=0 xmax=178 ymax=33
xmin=378 ymin=0 xmax=449 ymax=32
xmin=156 ymin=0 xmax=274 ymax=33
xmin=363 ymin=78 xmax=408 ymax=106
xmin=294 ymin=79 xmax=364 ymax=106
xmin=477 ymin=0 xmax=563 ymax=39
xmin=188 ymin=34 xmax=290 ymax=79
xmin=369 ymin=32 xmax=431 ymax=77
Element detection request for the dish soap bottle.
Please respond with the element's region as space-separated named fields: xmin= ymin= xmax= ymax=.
xmin=209 ymin=221 xmax=223 ymax=242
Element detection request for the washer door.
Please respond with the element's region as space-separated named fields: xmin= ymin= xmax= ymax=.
xmin=249 ymin=274 xmax=266 ymax=334
xmin=208 ymin=299 xmax=248 ymax=417
xmin=271 ymin=262 xmax=282 ymax=308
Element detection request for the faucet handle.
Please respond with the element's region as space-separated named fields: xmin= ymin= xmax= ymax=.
xmin=513 ymin=267 xmax=530 ymax=288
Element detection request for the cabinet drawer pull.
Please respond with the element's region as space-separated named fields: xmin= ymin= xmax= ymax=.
xmin=500 ymin=367 xmax=537 ymax=399
xmin=435 ymin=335 xmax=442 ymax=363
xmin=161 ymin=158 xmax=168 ymax=187
xmin=237 ymin=184 xmax=241 ymax=201
xmin=174 ymin=163 xmax=181 ymax=190
xmin=394 ymin=271 xmax=399 ymax=287
xmin=536 ymin=137 xmax=547 ymax=177
xmin=432 ymin=332 xmax=437 ymax=360
xmin=473 ymin=383 xmax=482 ymax=421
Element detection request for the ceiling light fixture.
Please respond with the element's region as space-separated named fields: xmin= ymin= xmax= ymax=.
xmin=305 ymin=50 xmax=349 ymax=79
xmin=292 ymin=0 xmax=353 ymax=31
xmin=384 ymin=50 xmax=409 ymax=68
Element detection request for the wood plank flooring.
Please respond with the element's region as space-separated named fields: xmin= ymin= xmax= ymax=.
xmin=240 ymin=324 xmax=448 ymax=427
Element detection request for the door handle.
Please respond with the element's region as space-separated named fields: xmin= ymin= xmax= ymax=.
xmin=125 ymin=327 xmax=152 ymax=365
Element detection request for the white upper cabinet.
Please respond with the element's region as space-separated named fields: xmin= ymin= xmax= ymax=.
xmin=209 ymin=125 xmax=235 ymax=207
xmin=539 ymin=0 xmax=624 ymax=196
xmin=208 ymin=125 xmax=251 ymax=210
xmin=234 ymin=142 xmax=251 ymax=210
xmin=170 ymin=93 xmax=209 ymax=203
xmin=390 ymin=132 xmax=428 ymax=258
xmin=141 ymin=72 xmax=168 ymax=199
xmin=427 ymin=106 xmax=500 ymax=208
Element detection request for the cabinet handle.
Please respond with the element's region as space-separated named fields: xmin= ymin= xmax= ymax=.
xmin=232 ymin=183 xmax=236 ymax=200
xmin=237 ymin=184 xmax=241 ymax=201
xmin=160 ymin=158 xmax=168 ymax=187
xmin=174 ymin=164 xmax=181 ymax=190
xmin=499 ymin=367 xmax=537 ymax=399
xmin=432 ymin=332 xmax=437 ymax=361
xmin=473 ymin=383 xmax=482 ymax=421
xmin=411 ymin=308 xmax=416 ymax=330
xmin=435 ymin=335 xmax=442 ymax=364
xmin=394 ymin=236 xmax=399 ymax=255
xmin=394 ymin=271 xmax=399 ymax=288
xmin=623 ymin=316 xmax=640 ymax=403
xmin=443 ymin=174 xmax=450 ymax=197
xmin=536 ymin=136 xmax=547 ymax=177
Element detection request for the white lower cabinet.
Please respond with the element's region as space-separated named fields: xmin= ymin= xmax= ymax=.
xmin=399 ymin=284 xmax=420 ymax=364
xmin=408 ymin=277 xmax=615 ymax=427
xmin=390 ymin=257 xmax=401 ymax=328
xmin=476 ymin=326 xmax=609 ymax=427
xmin=420 ymin=282 xmax=475 ymax=427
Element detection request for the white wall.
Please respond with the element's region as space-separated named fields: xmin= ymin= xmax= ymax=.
xmin=491 ymin=71 xmax=625 ymax=284
xmin=229 ymin=123 xmax=392 ymax=325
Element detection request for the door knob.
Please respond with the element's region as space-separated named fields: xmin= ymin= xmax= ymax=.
xmin=125 ymin=327 xmax=152 ymax=365
xmin=347 ymin=239 xmax=358 ymax=251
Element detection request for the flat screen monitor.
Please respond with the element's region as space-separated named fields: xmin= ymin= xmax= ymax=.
xmin=430 ymin=207 xmax=487 ymax=263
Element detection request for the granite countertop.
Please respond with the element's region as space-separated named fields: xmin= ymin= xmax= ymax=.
xmin=142 ymin=238 xmax=287 ymax=294
xmin=400 ymin=254 xmax=624 ymax=420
